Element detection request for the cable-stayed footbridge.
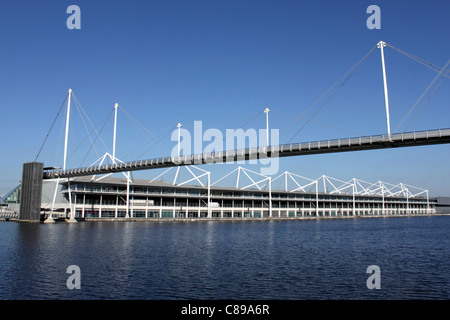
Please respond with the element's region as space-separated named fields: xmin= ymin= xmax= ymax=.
xmin=16 ymin=41 xmax=449 ymax=222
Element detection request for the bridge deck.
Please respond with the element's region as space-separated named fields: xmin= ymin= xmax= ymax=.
xmin=43 ymin=128 xmax=450 ymax=179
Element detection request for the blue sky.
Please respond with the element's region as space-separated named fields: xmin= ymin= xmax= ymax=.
xmin=0 ymin=0 xmax=449 ymax=196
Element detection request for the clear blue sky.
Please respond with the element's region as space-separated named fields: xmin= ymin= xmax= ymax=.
xmin=0 ymin=0 xmax=449 ymax=196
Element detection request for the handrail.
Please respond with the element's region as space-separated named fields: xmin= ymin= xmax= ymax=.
xmin=44 ymin=128 xmax=450 ymax=179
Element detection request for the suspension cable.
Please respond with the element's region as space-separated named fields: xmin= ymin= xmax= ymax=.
xmin=69 ymin=108 xmax=114 ymax=163
xmin=78 ymin=109 xmax=114 ymax=167
xmin=271 ymin=109 xmax=359 ymax=136
xmin=73 ymin=97 xmax=101 ymax=159
xmin=118 ymin=105 xmax=171 ymax=156
xmin=133 ymin=126 xmax=175 ymax=160
xmin=404 ymin=72 xmax=448 ymax=132
xmin=286 ymin=45 xmax=377 ymax=142
xmin=235 ymin=109 xmax=264 ymax=130
xmin=395 ymin=59 xmax=450 ymax=133
xmin=72 ymin=93 xmax=110 ymax=152
xmin=34 ymin=92 xmax=69 ymax=161
xmin=385 ymin=43 xmax=450 ymax=79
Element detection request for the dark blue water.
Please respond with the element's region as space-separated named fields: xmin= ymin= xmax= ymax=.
xmin=0 ymin=216 xmax=448 ymax=300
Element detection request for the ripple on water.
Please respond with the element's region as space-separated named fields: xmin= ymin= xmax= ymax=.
xmin=0 ymin=217 xmax=448 ymax=299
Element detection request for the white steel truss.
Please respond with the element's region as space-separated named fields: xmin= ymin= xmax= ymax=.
xmin=211 ymin=168 xmax=430 ymax=217
xmin=211 ymin=166 xmax=272 ymax=217
xmin=272 ymin=171 xmax=319 ymax=215
xmin=149 ymin=165 xmax=212 ymax=217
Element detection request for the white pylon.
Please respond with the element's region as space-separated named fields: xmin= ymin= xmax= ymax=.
xmin=264 ymin=107 xmax=270 ymax=146
xmin=63 ymin=89 xmax=72 ymax=171
xmin=177 ymin=123 xmax=182 ymax=156
xmin=377 ymin=41 xmax=391 ymax=139
xmin=112 ymin=102 xmax=118 ymax=159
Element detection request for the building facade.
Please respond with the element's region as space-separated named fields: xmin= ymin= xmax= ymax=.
xmin=1 ymin=169 xmax=437 ymax=221
xmin=43 ymin=175 xmax=435 ymax=220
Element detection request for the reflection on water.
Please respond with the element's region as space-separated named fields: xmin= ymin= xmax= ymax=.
xmin=0 ymin=217 xmax=449 ymax=299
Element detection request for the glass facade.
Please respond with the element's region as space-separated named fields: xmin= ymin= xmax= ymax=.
xmin=0 ymin=185 xmax=20 ymax=204
xmin=33 ymin=177 xmax=435 ymax=221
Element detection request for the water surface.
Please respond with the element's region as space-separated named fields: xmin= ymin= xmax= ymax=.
xmin=0 ymin=216 xmax=448 ymax=299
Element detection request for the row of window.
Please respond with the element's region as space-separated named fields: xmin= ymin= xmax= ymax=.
xmin=75 ymin=207 xmax=430 ymax=219
xmin=70 ymin=184 xmax=429 ymax=204
xmin=75 ymin=196 xmax=428 ymax=209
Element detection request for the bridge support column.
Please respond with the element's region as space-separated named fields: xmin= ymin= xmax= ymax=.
xmin=19 ymin=162 xmax=44 ymax=222
xmin=377 ymin=40 xmax=392 ymax=139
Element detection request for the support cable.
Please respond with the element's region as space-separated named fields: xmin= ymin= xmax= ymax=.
xmin=73 ymin=97 xmax=101 ymax=160
xmin=118 ymin=105 xmax=171 ymax=156
xmin=386 ymin=43 xmax=450 ymax=79
xmin=34 ymin=92 xmax=69 ymax=161
xmin=69 ymin=108 xmax=114 ymax=164
xmin=271 ymin=109 xmax=359 ymax=136
xmin=286 ymin=45 xmax=377 ymax=142
xmin=52 ymin=106 xmax=66 ymax=167
xmin=395 ymin=59 xmax=450 ymax=133
xmin=219 ymin=109 xmax=264 ymax=143
xmin=404 ymin=74 xmax=448 ymax=131
xmin=132 ymin=126 xmax=174 ymax=160
xmin=72 ymin=93 xmax=110 ymax=152
xmin=234 ymin=110 xmax=263 ymax=131
xmin=78 ymin=110 xmax=114 ymax=167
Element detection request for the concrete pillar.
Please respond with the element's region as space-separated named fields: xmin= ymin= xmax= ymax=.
xmin=19 ymin=162 xmax=44 ymax=222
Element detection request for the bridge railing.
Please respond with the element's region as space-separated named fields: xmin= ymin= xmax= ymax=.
xmin=0 ymin=211 xmax=18 ymax=219
xmin=43 ymin=128 xmax=450 ymax=179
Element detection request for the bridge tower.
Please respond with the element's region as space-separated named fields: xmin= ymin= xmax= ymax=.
xmin=19 ymin=162 xmax=44 ymax=222
xmin=377 ymin=40 xmax=392 ymax=139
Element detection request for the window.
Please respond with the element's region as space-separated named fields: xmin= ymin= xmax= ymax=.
xmin=101 ymin=211 xmax=115 ymax=218
xmin=133 ymin=211 xmax=146 ymax=218
xmin=188 ymin=211 xmax=198 ymax=218
xmin=85 ymin=210 xmax=99 ymax=218
xmin=1 ymin=185 xmax=21 ymax=204
xmin=102 ymin=197 xmax=116 ymax=205
xmin=133 ymin=187 xmax=146 ymax=194
xmin=161 ymin=211 xmax=173 ymax=218
xmin=149 ymin=188 xmax=160 ymax=195
xmin=147 ymin=211 xmax=159 ymax=218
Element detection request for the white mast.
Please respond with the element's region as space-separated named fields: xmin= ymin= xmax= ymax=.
xmin=173 ymin=123 xmax=182 ymax=185
xmin=268 ymin=177 xmax=272 ymax=218
xmin=112 ymin=103 xmax=118 ymax=159
xmin=63 ymin=89 xmax=72 ymax=170
xmin=46 ymin=89 xmax=73 ymax=223
xmin=177 ymin=123 xmax=182 ymax=156
xmin=264 ymin=107 xmax=270 ymax=146
xmin=377 ymin=41 xmax=391 ymax=139
xmin=63 ymin=89 xmax=77 ymax=222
